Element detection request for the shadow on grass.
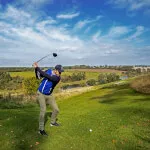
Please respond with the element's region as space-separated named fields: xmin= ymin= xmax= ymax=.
xmin=91 ymin=87 xmax=130 ymax=104
xmin=91 ymin=85 xmax=150 ymax=104
xmin=0 ymin=107 xmax=47 ymax=150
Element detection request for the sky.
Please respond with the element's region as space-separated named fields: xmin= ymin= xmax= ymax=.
xmin=0 ymin=0 xmax=150 ymax=67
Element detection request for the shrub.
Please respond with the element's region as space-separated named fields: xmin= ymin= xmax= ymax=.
xmin=98 ymin=74 xmax=108 ymax=84
xmin=23 ymin=77 xmax=41 ymax=95
xmin=107 ymin=73 xmax=120 ymax=82
xmin=86 ymin=79 xmax=96 ymax=86
xmin=61 ymin=72 xmax=86 ymax=82
xmin=71 ymin=72 xmax=86 ymax=81
xmin=61 ymin=75 xmax=72 ymax=82
xmin=0 ymin=72 xmax=12 ymax=89
xmin=130 ymin=75 xmax=150 ymax=94
xmin=98 ymin=73 xmax=120 ymax=84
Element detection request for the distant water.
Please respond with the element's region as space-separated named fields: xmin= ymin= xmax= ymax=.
xmin=120 ymin=76 xmax=128 ymax=80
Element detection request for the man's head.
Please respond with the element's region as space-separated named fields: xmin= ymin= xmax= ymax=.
xmin=54 ymin=64 xmax=64 ymax=76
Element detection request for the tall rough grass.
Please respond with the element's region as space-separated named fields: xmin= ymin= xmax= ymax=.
xmin=131 ymin=74 xmax=150 ymax=94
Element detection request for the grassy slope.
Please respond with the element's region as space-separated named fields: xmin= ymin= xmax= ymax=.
xmin=0 ymin=84 xmax=150 ymax=150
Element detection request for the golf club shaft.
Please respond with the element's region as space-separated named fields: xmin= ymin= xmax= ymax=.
xmin=36 ymin=54 xmax=51 ymax=63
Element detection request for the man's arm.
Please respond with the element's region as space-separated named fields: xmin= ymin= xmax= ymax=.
xmin=35 ymin=68 xmax=47 ymax=79
xmin=33 ymin=62 xmax=60 ymax=82
xmin=36 ymin=67 xmax=59 ymax=82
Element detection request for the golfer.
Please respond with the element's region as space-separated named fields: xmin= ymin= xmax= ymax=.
xmin=33 ymin=62 xmax=64 ymax=136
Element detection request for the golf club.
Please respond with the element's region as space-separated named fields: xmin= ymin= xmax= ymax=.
xmin=33 ymin=52 xmax=58 ymax=79
xmin=36 ymin=53 xmax=57 ymax=63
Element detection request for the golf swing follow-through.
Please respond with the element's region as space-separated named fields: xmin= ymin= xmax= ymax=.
xmin=32 ymin=52 xmax=64 ymax=136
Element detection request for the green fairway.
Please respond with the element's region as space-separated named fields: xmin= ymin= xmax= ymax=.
xmin=10 ymin=71 xmax=35 ymax=78
xmin=9 ymin=70 xmax=100 ymax=80
xmin=0 ymin=84 xmax=150 ymax=150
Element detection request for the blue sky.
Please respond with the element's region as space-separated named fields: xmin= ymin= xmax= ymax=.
xmin=0 ymin=0 xmax=150 ymax=66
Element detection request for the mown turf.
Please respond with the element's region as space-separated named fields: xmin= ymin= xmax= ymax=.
xmin=0 ymin=84 xmax=150 ymax=150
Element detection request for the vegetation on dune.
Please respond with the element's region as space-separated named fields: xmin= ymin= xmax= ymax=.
xmin=131 ymin=74 xmax=150 ymax=94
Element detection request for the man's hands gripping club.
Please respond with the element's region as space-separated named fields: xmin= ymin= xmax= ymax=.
xmin=33 ymin=62 xmax=38 ymax=68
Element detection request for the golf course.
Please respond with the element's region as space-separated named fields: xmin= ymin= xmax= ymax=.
xmin=1 ymin=0 xmax=150 ymax=149
xmin=0 ymin=77 xmax=150 ymax=150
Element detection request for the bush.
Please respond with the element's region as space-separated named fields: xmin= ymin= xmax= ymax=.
xmin=0 ymin=72 xmax=24 ymax=90
xmin=23 ymin=77 xmax=41 ymax=95
xmin=130 ymin=75 xmax=150 ymax=94
xmin=61 ymin=72 xmax=86 ymax=82
xmin=61 ymin=75 xmax=72 ymax=82
xmin=0 ymin=72 xmax=12 ymax=89
xmin=98 ymin=74 xmax=108 ymax=84
xmin=71 ymin=72 xmax=86 ymax=81
xmin=107 ymin=73 xmax=120 ymax=82
xmin=86 ymin=79 xmax=96 ymax=86
xmin=98 ymin=73 xmax=120 ymax=84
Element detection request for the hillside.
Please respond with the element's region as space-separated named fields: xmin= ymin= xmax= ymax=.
xmin=0 ymin=83 xmax=150 ymax=150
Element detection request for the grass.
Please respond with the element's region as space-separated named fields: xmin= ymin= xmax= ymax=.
xmin=10 ymin=70 xmax=100 ymax=80
xmin=0 ymin=83 xmax=150 ymax=150
xmin=10 ymin=71 xmax=35 ymax=78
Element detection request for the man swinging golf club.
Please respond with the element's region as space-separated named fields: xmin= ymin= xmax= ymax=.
xmin=33 ymin=61 xmax=64 ymax=136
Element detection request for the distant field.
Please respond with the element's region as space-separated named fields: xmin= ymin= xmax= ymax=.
xmin=10 ymin=71 xmax=35 ymax=78
xmin=10 ymin=69 xmax=123 ymax=79
xmin=70 ymin=69 xmax=124 ymax=73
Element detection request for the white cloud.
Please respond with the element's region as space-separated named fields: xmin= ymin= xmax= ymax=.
xmin=0 ymin=6 xmax=85 ymax=66
xmin=127 ymin=26 xmax=144 ymax=40
xmin=108 ymin=26 xmax=130 ymax=37
xmin=3 ymin=5 xmax=30 ymax=19
xmin=57 ymin=12 xmax=80 ymax=19
xmin=129 ymin=0 xmax=150 ymax=11
xmin=16 ymin=0 xmax=53 ymax=6
xmin=0 ymin=5 xmax=149 ymax=66
xmin=0 ymin=5 xmax=33 ymax=26
xmin=95 ymin=15 xmax=103 ymax=20
xmin=74 ymin=15 xmax=102 ymax=30
xmin=105 ymin=49 xmax=121 ymax=55
xmin=108 ymin=0 xmax=150 ymax=14
xmin=92 ymin=31 xmax=101 ymax=42
xmin=36 ymin=17 xmax=57 ymax=29
xmin=74 ymin=20 xmax=91 ymax=29
xmin=84 ymin=26 xmax=92 ymax=33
